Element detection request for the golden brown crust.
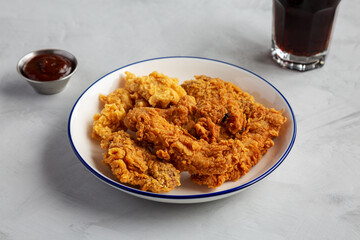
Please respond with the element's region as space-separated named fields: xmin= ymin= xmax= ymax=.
xmin=101 ymin=130 xmax=181 ymax=193
xmin=125 ymin=107 xmax=244 ymax=176
xmin=92 ymin=88 xmax=133 ymax=140
xmin=125 ymin=71 xmax=186 ymax=108
xmin=181 ymin=75 xmax=255 ymax=139
xmin=182 ymin=76 xmax=287 ymax=187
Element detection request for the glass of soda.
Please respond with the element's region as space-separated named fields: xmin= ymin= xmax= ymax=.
xmin=271 ymin=0 xmax=341 ymax=71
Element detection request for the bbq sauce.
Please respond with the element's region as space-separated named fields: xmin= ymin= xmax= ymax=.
xmin=23 ymin=54 xmax=73 ymax=81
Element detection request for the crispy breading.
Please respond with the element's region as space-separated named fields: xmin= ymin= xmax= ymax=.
xmin=124 ymin=107 xmax=244 ymax=176
xmin=182 ymin=76 xmax=287 ymax=187
xmin=101 ymin=130 xmax=181 ymax=193
xmin=182 ymin=75 xmax=255 ymax=138
xmin=125 ymin=71 xmax=186 ymax=108
xmin=92 ymin=88 xmax=133 ymax=140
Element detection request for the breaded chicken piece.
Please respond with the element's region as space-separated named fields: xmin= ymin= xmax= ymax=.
xmin=125 ymin=71 xmax=187 ymax=108
xmin=92 ymin=88 xmax=133 ymax=140
xmin=191 ymin=107 xmax=287 ymax=188
xmin=182 ymin=75 xmax=255 ymax=138
xmin=124 ymin=107 xmax=244 ymax=177
xmin=93 ymin=71 xmax=186 ymax=140
xmin=101 ymin=130 xmax=181 ymax=193
xmin=181 ymin=76 xmax=287 ymax=187
xmin=159 ymin=95 xmax=223 ymax=143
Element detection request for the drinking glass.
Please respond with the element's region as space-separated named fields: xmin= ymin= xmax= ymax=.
xmin=271 ymin=0 xmax=341 ymax=71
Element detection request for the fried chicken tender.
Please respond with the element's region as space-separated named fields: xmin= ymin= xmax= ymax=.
xmin=158 ymin=95 xmax=223 ymax=143
xmin=182 ymin=75 xmax=255 ymax=138
xmin=92 ymin=88 xmax=133 ymax=140
xmin=93 ymin=71 xmax=186 ymax=140
xmin=124 ymin=107 xmax=244 ymax=176
xmin=101 ymin=130 xmax=181 ymax=193
xmin=191 ymin=106 xmax=286 ymax=188
xmin=125 ymin=71 xmax=187 ymax=108
xmin=181 ymin=76 xmax=287 ymax=187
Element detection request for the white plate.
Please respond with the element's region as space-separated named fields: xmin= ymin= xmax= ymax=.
xmin=68 ymin=56 xmax=296 ymax=204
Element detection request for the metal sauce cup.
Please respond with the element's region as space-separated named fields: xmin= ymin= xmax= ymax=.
xmin=17 ymin=49 xmax=78 ymax=94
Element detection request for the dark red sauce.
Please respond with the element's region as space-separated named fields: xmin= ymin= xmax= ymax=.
xmin=23 ymin=54 xmax=73 ymax=81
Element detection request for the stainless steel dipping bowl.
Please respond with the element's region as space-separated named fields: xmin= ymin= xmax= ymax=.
xmin=17 ymin=49 xmax=78 ymax=94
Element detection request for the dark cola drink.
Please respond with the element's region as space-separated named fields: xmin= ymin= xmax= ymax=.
xmin=271 ymin=0 xmax=341 ymax=71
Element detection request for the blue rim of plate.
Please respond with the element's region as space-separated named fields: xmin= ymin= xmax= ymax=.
xmin=68 ymin=56 xmax=297 ymax=200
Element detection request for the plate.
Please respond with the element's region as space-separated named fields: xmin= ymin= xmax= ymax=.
xmin=68 ymin=56 xmax=296 ymax=204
